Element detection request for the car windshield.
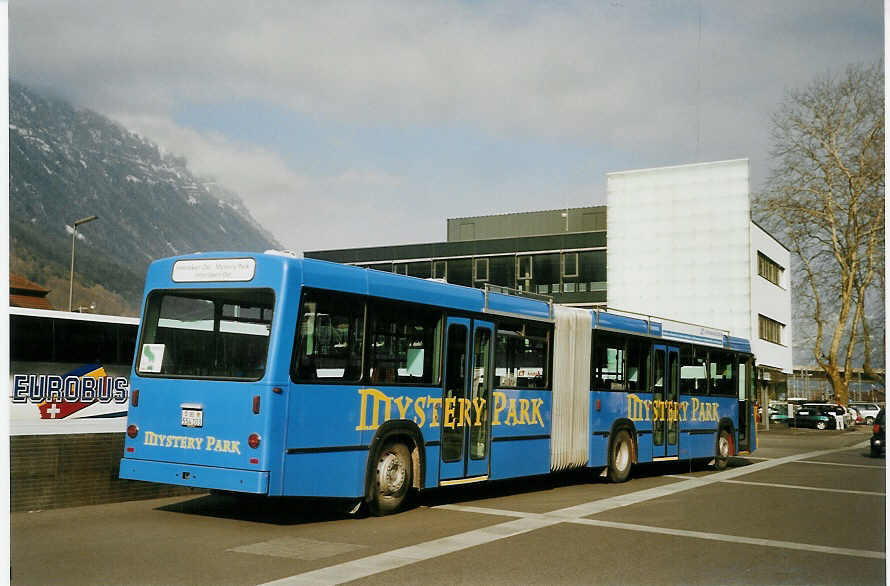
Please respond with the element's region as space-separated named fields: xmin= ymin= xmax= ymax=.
xmin=137 ymin=288 xmax=275 ymax=380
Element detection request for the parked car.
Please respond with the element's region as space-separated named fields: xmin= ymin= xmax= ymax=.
xmin=851 ymin=402 xmax=882 ymax=425
xmin=846 ymin=405 xmax=863 ymax=425
xmin=768 ymin=403 xmax=793 ymax=425
xmin=793 ymin=404 xmax=839 ymax=430
xmin=869 ymin=408 xmax=884 ymax=457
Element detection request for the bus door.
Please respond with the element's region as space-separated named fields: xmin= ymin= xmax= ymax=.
xmin=439 ymin=317 xmax=494 ymax=483
xmin=737 ymin=357 xmax=754 ymax=453
xmin=652 ymin=345 xmax=680 ymax=460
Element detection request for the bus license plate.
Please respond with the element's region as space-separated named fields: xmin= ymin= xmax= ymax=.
xmin=181 ymin=408 xmax=203 ymax=428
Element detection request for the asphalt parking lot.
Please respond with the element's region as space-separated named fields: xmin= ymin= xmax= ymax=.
xmin=11 ymin=425 xmax=886 ymax=585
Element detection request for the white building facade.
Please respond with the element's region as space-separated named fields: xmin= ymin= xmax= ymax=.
xmin=606 ymin=159 xmax=792 ymax=383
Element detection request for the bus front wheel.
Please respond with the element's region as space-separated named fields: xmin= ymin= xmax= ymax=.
xmin=714 ymin=428 xmax=732 ymax=470
xmin=369 ymin=440 xmax=413 ymax=516
xmin=608 ymin=429 xmax=633 ymax=483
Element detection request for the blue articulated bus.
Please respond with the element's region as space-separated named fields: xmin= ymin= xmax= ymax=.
xmin=120 ymin=252 xmax=756 ymax=515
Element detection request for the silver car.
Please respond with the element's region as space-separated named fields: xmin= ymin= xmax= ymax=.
xmin=851 ymin=402 xmax=882 ymax=425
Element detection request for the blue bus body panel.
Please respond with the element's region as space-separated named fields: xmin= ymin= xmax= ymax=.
xmin=489 ymin=389 xmax=552 ymax=480
xmin=596 ymin=312 xmax=651 ymax=335
xmin=728 ymin=336 xmax=752 ymax=353
xmin=120 ymin=458 xmax=269 ymax=493
xmin=590 ymin=390 xmax=740 ymax=465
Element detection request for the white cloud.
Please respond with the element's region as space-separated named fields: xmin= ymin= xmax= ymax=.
xmin=10 ymin=0 xmax=883 ymax=250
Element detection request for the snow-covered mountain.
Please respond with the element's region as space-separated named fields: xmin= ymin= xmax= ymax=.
xmin=10 ymin=81 xmax=280 ymax=311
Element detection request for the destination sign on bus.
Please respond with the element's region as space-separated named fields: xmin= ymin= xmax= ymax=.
xmin=171 ymin=258 xmax=256 ymax=282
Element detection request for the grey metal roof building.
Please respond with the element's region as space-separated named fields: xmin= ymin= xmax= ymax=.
xmin=305 ymin=206 xmax=608 ymax=307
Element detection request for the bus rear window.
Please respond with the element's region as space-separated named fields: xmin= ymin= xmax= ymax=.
xmin=137 ymin=289 xmax=274 ymax=380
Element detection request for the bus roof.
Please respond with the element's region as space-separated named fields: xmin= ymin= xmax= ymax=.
xmin=147 ymin=251 xmax=752 ymax=351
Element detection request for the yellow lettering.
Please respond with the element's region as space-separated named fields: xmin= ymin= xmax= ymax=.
xmin=628 ymin=394 xmax=649 ymax=421
xmin=518 ymin=399 xmax=531 ymax=425
xmin=444 ymin=397 xmax=456 ymax=429
xmin=355 ymin=388 xmax=392 ymax=431
xmin=505 ymin=399 xmax=519 ymax=426
xmin=194 ymin=438 xmax=203 ymax=450
xmin=230 ymin=441 xmax=240 ymax=454
xmin=413 ymin=396 xmax=427 ymax=427
xmin=428 ymin=397 xmax=442 ymax=427
xmin=473 ymin=397 xmax=487 ymax=426
xmin=680 ymin=401 xmax=688 ymax=422
xmin=394 ymin=396 xmax=413 ymax=420
xmin=460 ymin=398 xmax=473 ymax=428
xmin=492 ymin=392 xmax=507 ymax=425
xmin=690 ymin=398 xmax=700 ymax=422
xmin=206 ymin=436 xmax=216 ymax=451
xmin=644 ymin=400 xmax=653 ymax=421
xmin=531 ymin=398 xmax=544 ymax=427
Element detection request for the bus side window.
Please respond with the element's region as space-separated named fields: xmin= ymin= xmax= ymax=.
xmin=626 ymin=338 xmax=649 ymax=392
xmin=495 ymin=320 xmax=551 ymax=390
xmin=293 ymin=289 xmax=364 ymax=383
xmin=592 ymin=332 xmax=625 ymax=391
xmin=679 ymin=345 xmax=707 ymax=395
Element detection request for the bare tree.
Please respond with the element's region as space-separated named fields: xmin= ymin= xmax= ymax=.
xmin=755 ymin=62 xmax=884 ymax=405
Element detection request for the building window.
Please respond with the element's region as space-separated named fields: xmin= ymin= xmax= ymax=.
xmin=407 ymin=261 xmax=431 ymax=279
xmin=447 ymin=258 xmax=472 ymax=287
xmin=433 ymin=260 xmax=447 ymax=280
xmin=532 ymin=253 xmax=560 ymax=295
xmin=758 ymin=252 xmax=784 ymax=287
xmin=563 ymin=252 xmax=579 ymax=278
xmin=489 ymin=256 xmax=515 ymax=289
xmin=579 ymin=250 xmax=606 ymax=291
xmin=517 ymin=255 xmax=532 ymax=291
xmin=474 ymin=258 xmax=489 ymax=284
xmin=393 ymin=263 xmax=408 ymax=275
xmin=758 ymin=314 xmax=784 ymax=345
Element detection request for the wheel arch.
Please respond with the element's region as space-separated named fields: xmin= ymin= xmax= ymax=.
xmin=609 ymin=418 xmax=638 ymax=463
xmin=364 ymin=420 xmax=425 ymax=502
xmin=718 ymin=417 xmax=735 ymax=455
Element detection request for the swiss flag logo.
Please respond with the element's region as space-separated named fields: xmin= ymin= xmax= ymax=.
xmin=37 ymin=364 xmax=107 ymax=420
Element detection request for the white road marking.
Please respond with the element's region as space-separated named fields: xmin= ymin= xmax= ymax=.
xmin=665 ymin=475 xmax=885 ymax=497
xmin=257 ymin=442 xmax=874 ymax=585
xmin=796 ymin=460 xmax=885 ymax=469
xmin=570 ymin=518 xmax=885 ymax=560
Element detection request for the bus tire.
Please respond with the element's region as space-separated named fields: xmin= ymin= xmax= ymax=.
xmin=368 ymin=440 xmax=412 ymax=516
xmin=608 ymin=429 xmax=633 ymax=483
xmin=714 ymin=428 xmax=732 ymax=470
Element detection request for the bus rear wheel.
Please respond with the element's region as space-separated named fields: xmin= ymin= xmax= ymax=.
xmin=608 ymin=429 xmax=633 ymax=483
xmin=714 ymin=428 xmax=732 ymax=470
xmin=369 ymin=440 xmax=412 ymax=516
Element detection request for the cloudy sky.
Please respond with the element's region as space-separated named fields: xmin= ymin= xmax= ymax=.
xmin=9 ymin=1 xmax=884 ymax=253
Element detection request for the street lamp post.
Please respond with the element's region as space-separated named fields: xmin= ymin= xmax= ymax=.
xmin=68 ymin=215 xmax=98 ymax=312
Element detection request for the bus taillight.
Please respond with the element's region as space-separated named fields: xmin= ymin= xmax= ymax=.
xmin=131 ymin=389 xmax=139 ymax=407
xmin=127 ymin=424 xmax=139 ymax=439
xmin=252 ymin=395 xmax=260 ymax=415
xmin=248 ymin=433 xmax=261 ymax=449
